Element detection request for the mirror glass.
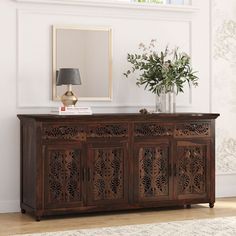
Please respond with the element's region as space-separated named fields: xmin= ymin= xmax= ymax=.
xmin=52 ymin=26 xmax=112 ymax=101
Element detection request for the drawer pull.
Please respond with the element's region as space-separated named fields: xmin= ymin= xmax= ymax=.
xmin=83 ymin=168 xmax=86 ymax=182
xmin=169 ymin=164 xmax=172 ymax=177
xmin=87 ymin=168 xmax=91 ymax=182
xmin=174 ymin=164 xmax=177 ymax=177
xmin=79 ymin=133 xmax=87 ymax=141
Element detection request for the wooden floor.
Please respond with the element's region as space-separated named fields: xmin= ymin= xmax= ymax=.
xmin=1 ymin=197 xmax=236 ymax=236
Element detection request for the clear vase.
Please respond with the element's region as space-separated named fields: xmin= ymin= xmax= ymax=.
xmin=155 ymin=87 xmax=176 ymax=113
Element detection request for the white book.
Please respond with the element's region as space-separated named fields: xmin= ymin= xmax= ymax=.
xmin=52 ymin=106 xmax=93 ymax=115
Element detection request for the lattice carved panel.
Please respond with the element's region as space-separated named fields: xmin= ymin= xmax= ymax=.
xmin=175 ymin=122 xmax=210 ymax=137
xmin=138 ymin=146 xmax=169 ymax=198
xmin=43 ymin=125 xmax=85 ymax=140
xmin=93 ymin=148 xmax=124 ymax=201
xmin=177 ymin=146 xmax=206 ymax=195
xmin=88 ymin=124 xmax=128 ymax=138
xmin=135 ymin=123 xmax=173 ymax=137
xmin=47 ymin=149 xmax=82 ymax=204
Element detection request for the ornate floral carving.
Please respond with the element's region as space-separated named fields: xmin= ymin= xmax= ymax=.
xmin=214 ymin=20 xmax=236 ymax=63
xmin=212 ymin=0 xmax=236 ymax=174
xmin=88 ymin=124 xmax=128 ymax=138
xmin=177 ymin=146 xmax=206 ymax=195
xmin=175 ymin=122 xmax=210 ymax=137
xmin=138 ymin=146 xmax=169 ymax=198
xmin=43 ymin=126 xmax=85 ymax=140
xmin=135 ymin=123 xmax=173 ymax=137
xmin=217 ymin=137 xmax=236 ymax=173
xmin=93 ymin=148 xmax=124 ymax=201
xmin=47 ymin=149 xmax=81 ymax=204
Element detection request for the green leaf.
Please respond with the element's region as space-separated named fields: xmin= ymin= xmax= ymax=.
xmin=123 ymin=40 xmax=199 ymax=95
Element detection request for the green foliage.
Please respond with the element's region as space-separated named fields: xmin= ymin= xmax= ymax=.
xmin=124 ymin=40 xmax=199 ymax=96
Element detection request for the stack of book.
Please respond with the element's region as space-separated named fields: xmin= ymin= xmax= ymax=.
xmin=55 ymin=106 xmax=92 ymax=115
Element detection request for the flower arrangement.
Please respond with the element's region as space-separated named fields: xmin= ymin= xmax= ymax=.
xmin=124 ymin=39 xmax=199 ymax=96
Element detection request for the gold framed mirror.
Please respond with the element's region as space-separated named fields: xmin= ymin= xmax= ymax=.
xmin=52 ymin=25 xmax=112 ymax=101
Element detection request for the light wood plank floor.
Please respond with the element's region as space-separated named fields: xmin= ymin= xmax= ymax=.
xmin=1 ymin=197 xmax=236 ymax=236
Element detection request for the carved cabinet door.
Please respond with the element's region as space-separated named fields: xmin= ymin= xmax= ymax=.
xmin=174 ymin=140 xmax=211 ymax=200
xmin=43 ymin=144 xmax=85 ymax=209
xmin=134 ymin=141 xmax=172 ymax=203
xmin=86 ymin=142 xmax=129 ymax=207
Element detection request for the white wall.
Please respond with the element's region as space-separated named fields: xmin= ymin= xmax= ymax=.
xmin=212 ymin=0 xmax=236 ymax=197
xmin=0 ymin=0 xmax=20 ymax=213
xmin=0 ymin=0 xmax=231 ymax=213
xmin=16 ymin=2 xmax=204 ymax=109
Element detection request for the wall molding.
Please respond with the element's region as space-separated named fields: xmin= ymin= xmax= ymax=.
xmin=16 ymin=8 xmax=194 ymax=108
xmin=15 ymin=7 xmax=195 ymax=26
xmin=15 ymin=0 xmax=199 ymax=13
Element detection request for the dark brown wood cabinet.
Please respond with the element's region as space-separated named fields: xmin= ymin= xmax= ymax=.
xmin=17 ymin=113 xmax=219 ymax=220
xmin=174 ymin=140 xmax=211 ymax=201
xmin=133 ymin=141 xmax=172 ymax=203
xmin=43 ymin=144 xmax=84 ymax=209
xmin=87 ymin=141 xmax=129 ymax=207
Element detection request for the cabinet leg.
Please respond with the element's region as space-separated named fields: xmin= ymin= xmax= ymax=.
xmin=209 ymin=203 xmax=214 ymax=208
xmin=186 ymin=204 xmax=191 ymax=209
xmin=21 ymin=209 xmax=26 ymax=214
xmin=35 ymin=216 xmax=41 ymax=222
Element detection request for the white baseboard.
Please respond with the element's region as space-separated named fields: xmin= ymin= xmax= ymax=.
xmin=0 ymin=200 xmax=20 ymax=213
xmin=216 ymin=173 xmax=236 ymax=198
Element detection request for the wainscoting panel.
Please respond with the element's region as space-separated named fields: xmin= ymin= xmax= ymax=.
xmin=16 ymin=5 xmax=201 ymax=109
xmin=216 ymin=174 xmax=236 ymax=197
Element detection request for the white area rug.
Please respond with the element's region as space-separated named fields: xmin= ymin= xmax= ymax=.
xmin=16 ymin=216 xmax=236 ymax=236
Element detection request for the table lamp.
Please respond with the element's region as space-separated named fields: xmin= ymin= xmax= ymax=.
xmin=56 ymin=68 xmax=81 ymax=107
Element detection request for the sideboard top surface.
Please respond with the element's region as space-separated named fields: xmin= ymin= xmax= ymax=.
xmin=17 ymin=113 xmax=220 ymax=122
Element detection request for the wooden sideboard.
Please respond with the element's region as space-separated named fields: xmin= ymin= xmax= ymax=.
xmin=17 ymin=113 xmax=219 ymax=221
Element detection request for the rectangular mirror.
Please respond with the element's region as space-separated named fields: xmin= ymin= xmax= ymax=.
xmin=52 ymin=25 xmax=112 ymax=101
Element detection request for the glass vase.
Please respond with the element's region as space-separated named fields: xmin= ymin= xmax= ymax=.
xmin=155 ymin=87 xmax=176 ymax=113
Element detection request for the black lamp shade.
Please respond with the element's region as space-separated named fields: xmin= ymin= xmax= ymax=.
xmin=56 ymin=68 xmax=82 ymax=86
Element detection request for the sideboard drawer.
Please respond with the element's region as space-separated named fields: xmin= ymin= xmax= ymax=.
xmin=87 ymin=123 xmax=129 ymax=138
xmin=42 ymin=124 xmax=86 ymax=141
xmin=174 ymin=121 xmax=211 ymax=138
xmin=134 ymin=122 xmax=174 ymax=137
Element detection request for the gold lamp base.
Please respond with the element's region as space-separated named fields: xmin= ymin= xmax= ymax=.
xmin=61 ymin=90 xmax=78 ymax=107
